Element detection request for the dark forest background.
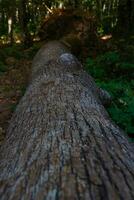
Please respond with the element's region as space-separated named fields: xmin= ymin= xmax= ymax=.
xmin=0 ymin=0 xmax=134 ymax=44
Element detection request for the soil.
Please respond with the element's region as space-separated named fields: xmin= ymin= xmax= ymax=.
xmin=0 ymin=58 xmax=32 ymax=144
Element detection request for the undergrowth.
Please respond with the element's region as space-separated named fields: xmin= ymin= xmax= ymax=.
xmin=0 ymin=61 xmax=7 ymax=74
xmin=0 ymin=43 xmax=41 ymax=74
xmin=85 ymin=50 xmax=134 ymax=140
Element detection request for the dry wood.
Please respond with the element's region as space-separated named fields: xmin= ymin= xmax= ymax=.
xmin=0 ymin=41 xmax=134 ymax=200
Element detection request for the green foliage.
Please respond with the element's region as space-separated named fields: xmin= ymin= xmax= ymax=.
xmin=26 ymin=43 xmax=42 ymax=59
xmin=85 ymin=51 xmax=134 ymax=80
xmin=0 ymin=49 xmax=7 ymax=62
xmin=98 ymin=80 xmax=134 ymax=137
xmin=85 ymin=51 xmax=119 ymax=79
xmin=0 ymin=61 xmax=7 ymax=74
xmin=0 ymin=42 xmax=41 ymax=70
xmin=99 ymin=51 xmax=120 ymax=64
xmin=0 ymin=45 xmax=25 ymax=63
xmin=20 ymin=86 xmax=26 ymax=96
xmin=0 ymin=44 xmax=36 ymax=75
xmin=85 ymin=51 xmax=134 ymax=138
xmin=10 ymin=103 xmax=17 ymax=112
xmin=3 ymin=46 xmax=23 ymax=59
xmin=86 ymin=57 xmax=106 ymax=78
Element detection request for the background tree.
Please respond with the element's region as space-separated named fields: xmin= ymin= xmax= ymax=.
xmin=0 ymin=0 xmax=134 ymax=44
xmin=116 ymin=0 xmax=134 ymax=36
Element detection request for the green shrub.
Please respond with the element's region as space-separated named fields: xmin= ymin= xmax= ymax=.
xmin=85 ymin=51 xmax=134 ymax=139
xmin=85 ymin=51 xmax=120 ymax=79
xmin=27 ymin=43 xmax=41 ymax=59
xmin=0 ymin=61 xmax=7 ymax=74
xmin=85 ymin=51 xmax=134 ymax=79
xmin=0 ymin=49 xmax=7 ymax=62
xmin=97 ymin=80 xmax=134 ymax=137
xmin=3 ymin=46 xmax=23 ymax=59
xmin=85 ymin=57 xmax=106 ymax=79
xmin=97 ymin=51 xmax=120 ymax=65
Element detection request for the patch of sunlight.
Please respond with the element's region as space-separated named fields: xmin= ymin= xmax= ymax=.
xmin=16 ymin=40 xmax=21 ymax=44
xmin=101 ymin=34 xmax=112 ymax=40
xmin=33 ymin=37 xmax=40 ymax=42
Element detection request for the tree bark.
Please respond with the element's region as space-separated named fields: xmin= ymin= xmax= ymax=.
xmin=0 ymin=41 xmax=134 ymax=200
xmin=19 ymin=0 xmax=32 ymax=46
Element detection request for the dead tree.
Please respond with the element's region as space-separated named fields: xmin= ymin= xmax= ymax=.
xmin=0 ymin=41 xmax=134 ymax=200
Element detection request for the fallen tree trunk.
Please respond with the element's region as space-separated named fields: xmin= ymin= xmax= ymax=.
xmin=0 ymin=41 xmax=134 ymax=200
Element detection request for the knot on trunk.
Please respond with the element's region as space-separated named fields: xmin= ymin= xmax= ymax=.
xmin=59 ymin=53 xmax=82 ymax=71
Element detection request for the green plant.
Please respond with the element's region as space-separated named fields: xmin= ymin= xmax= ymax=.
xmin=86 ymin=51 xmax=134 ymax=79
xmin=3 ymin=46 xmax=23 ymax=59
xmin=20 ymin=86 xmax=26 ymax=96
xmin=0 ymin=61 xmax=7 ymax=74
xmin=85 ymin=51 xmax=134 ymax=139
xmin=97 ymin=80 xmax=134 ymax=138
xmin=27 ymin=43 xmax=41 ymax=59
xmin=10 ymin=104 xmax=17 ymax=112
xmin=85 ymin=57 xmax=106 ymax=79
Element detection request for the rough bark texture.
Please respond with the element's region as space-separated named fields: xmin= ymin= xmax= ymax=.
xmin=0 ymin=41 xmax=134 ymax=200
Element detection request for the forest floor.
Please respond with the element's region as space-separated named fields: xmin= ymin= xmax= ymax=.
xmin=0 ymin=58 xmax=31 ymax=143
xmin=0 ymin=44 xmax=43 ymax=144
